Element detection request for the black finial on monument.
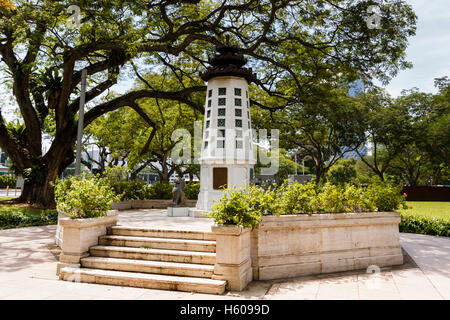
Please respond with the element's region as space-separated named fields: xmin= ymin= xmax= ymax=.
xmin=200 ymin=38 xmax=257 ymax=83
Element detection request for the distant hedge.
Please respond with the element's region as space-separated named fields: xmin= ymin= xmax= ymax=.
xmin=110 ymin=181 xmax=173 ymax=201
xmin=0 ymin=207 xmax=58 ymax=230
xmin=0 ymin=175 xmax=16 ymax=189
xmin=399 ymin=213 xmax=450 ymax=237
xmin=184 ymin=182 xmax=200 ymax=200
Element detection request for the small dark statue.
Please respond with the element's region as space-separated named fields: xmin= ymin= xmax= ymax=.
xmin=171 ymin=178 xmax=187 ymax=206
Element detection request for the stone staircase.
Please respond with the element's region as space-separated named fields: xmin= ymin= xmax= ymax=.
xmin=59 ymin=226 xmax=226 ymax=295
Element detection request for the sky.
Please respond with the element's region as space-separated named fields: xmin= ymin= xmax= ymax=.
xmin=379 ymin=0 xmax=450 ymax=96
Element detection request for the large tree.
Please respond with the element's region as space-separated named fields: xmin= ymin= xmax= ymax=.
xmin=355 ymin=87 xmax=412 ymax=181
xmin=252 ymin=86 xmax=367 ymax=183
xmin=0 ymin=0 xmax=416 ymax=206
xmin=357 ymin=80 xmax=450 ymax=185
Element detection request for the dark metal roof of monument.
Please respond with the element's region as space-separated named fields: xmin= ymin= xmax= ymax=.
xmin=200 ymin=42 xmax=257 ymax=83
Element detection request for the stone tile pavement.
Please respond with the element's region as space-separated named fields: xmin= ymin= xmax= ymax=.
xmin=0 ymin=209 xmax=448 ymax=300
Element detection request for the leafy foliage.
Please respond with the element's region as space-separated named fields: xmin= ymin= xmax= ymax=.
xmin=209 ymin=185 xmax=272 ymax=228
xmin=210 ymin=182 xmax=407 ymax=227
xmin=327 ymin=158 xmax=357 ymax=186
xmin=144 ymin=183 xmax=173 ymax=200
xmin=365 ymin=183 xmax=407 ymax=212
xmin=0 ymin=175 xmax=16 ymax=188
xmin=355 ymin=82 xmax=450 ymax=186
xmin=0 ymin=0 xmax=417 ymax=207
xmin=0 ymin=206 xmax=57 ymax=230
xmin=184 ymin=182 xmax=200 ymax=200
xmin=277 ymin=182 xmax=319 ymax=215
xmin=400 ymin=214 xmax=450 ymax=237
xmin=54 ymin=175 xmax=120 ymax=219
xmin=110 ymin=180 xmax=148 ymax=201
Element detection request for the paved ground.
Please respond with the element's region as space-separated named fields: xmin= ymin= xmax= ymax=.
xmin=0 ymin=189 xmax=21 ymax=198
xmin=0 ymin=209 xmax=448 ymax=300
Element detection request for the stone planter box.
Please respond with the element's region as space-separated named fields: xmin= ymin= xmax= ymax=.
xmin=55 ymin=210 xmax=118 ymax=274
xmin=250 ymin=212 xmax=403 ymax=280
xmin=111 ymin=199 xmax=197 ymax=210
xmin=211 ymin=225 xmax=253 ymax=291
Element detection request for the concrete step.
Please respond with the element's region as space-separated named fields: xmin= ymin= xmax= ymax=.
xmin=98 ymin=235 xmax=216 ymax=253
xmin=81 ymin=257 xmax=214 ymax=278
xmin=108 ymin=226 xmax=215 ymax=241
xmin=90 ymin=246 xmax=216 ymax=265
xmin=59 ymin=267 xmax=226 ymax=295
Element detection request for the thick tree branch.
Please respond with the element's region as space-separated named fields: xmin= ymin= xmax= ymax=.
xmin=83 ymin=86 xmax=206 ymax=129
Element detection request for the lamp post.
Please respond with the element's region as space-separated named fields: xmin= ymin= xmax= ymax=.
xmin=75 ymin=69 xmax=87 ymax=176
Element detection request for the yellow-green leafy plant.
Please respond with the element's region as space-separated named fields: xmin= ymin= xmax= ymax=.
xmin=343 ymin=184 xmax=376 ymax=213
xmin=209 ymin=185 xmax=275 ymax=228
xmin=55 ymin=175 xmax=120 ymax=219
xmin=209 ymin=181 xmax=407 ymax=226
xmin=276 ymin=182 xmax=319 ymax=215
xmin=365 ymin=183 xmax=407 ymax=212
xmin=315 ymin=183 xmax=348 ymax=213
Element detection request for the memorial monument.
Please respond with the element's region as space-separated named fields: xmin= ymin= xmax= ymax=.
xmin=190 ymin=39 xmax=257 ymax=217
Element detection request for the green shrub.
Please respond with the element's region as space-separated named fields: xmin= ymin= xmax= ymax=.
xmin=0 ymin=207 xmax=57 ymax=230
xmin=209 ymin=185 xmax=274 ymax=228
xmin=184 ymin=182 xmax=200 ymax=200
xmin=0 ymin=175 xmax=16 ymax=189
xmin=110 ymin=180 xmax=148 ymax=200
xmin=247 ymin=185 xmax=278 ymax=217
xmin=365 ymin=183 xmax=406 ymax=212
xmin=277 ymin=182 xmax=319 ymax=215
xmin=102 ymin=166 xmax=130 ymax=184
xmin=316 ymin=183 xmax=349 ymax=213
xmin=343 ymin=184 xmax=376 ymax=213
xmin=55 ymin=175 xmax=120 ymax=219
xmin=108 ymin=179 xmax=174 ymax=201
xmin=400 ymin=213 xmax=450 ymax=237
xmin=327 ymin=158 xmax=357 ymax=186
xmin=146 ymin=183 xmax=173 ymax=200
xmin=210 ymin=181 xmax=407 ymax=227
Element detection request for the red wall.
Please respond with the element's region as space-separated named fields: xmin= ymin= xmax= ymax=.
xmin=401 ymin=186 xmax=450 ymax=202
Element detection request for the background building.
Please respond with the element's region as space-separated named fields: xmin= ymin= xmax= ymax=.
xmin=341 ymin=79 xmax=368 ymax=160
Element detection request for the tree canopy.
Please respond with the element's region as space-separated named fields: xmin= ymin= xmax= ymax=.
xmin=0 ymin=0 xmax=417 ymax=206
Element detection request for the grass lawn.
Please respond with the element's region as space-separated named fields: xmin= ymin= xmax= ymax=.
xmin=0 ymin=197 xmax=13 ymax=201
xmin=0 ymin=203 xmax=57 ymax=230
xmin=399 ymin=201 xmax=450 ymax=220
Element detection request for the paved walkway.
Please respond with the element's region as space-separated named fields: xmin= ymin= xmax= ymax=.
xmin=0 ymin=189 xmax=20 ymax=198
xmin=0 ymin=209 xmax=448 ymax=300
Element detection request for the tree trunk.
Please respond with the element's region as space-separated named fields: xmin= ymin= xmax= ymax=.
xmin=18 ymin=145 xmax=74 ymax=208
xmin=19 ymin=173 xmax=56 ymax=208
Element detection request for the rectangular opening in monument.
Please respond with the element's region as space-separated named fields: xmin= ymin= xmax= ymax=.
xmin=213 ymin=168 xmax=228 ymax=190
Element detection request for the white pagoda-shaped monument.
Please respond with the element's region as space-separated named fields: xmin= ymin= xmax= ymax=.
xmin=192 ymin=41 xmax=257 ymax=215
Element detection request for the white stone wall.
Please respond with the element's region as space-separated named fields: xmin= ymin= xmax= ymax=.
xmin=250 ymin=212 xmax=404 ymax=280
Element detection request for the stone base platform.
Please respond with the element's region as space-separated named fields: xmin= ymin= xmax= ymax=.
xmin=167 ymin=207 xmax=190 ymax=217
xmin=188 ymin=209 xmax=210 ymax=219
